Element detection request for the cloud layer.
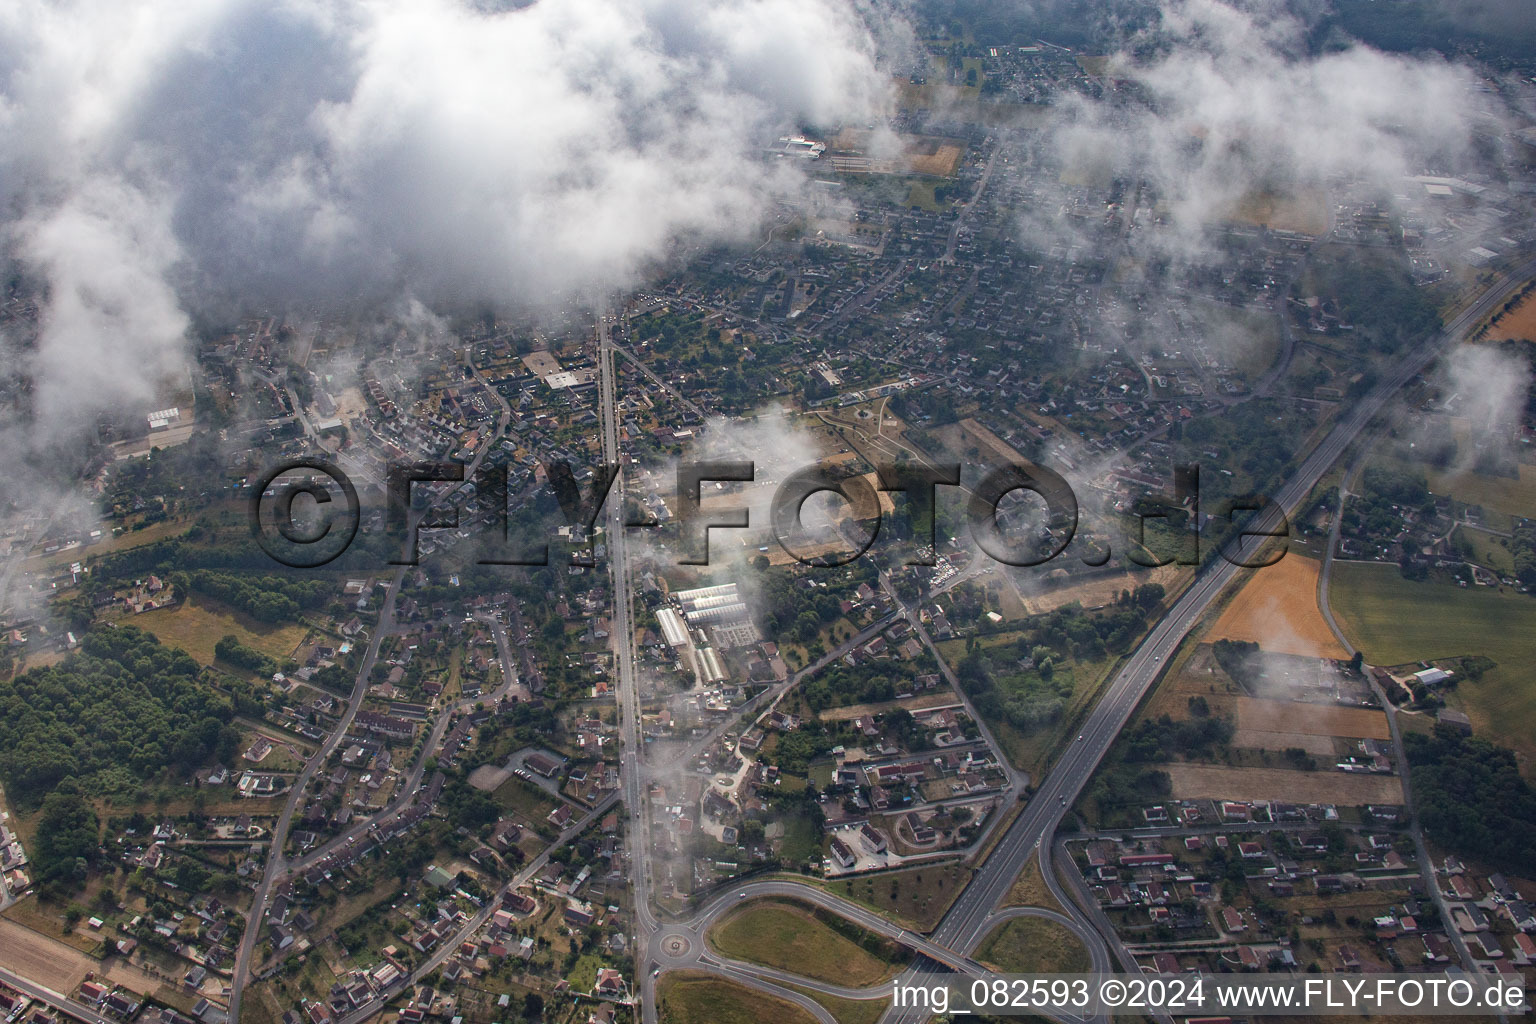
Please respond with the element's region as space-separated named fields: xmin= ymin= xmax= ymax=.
xmin=0 ymin=0 xmax=895 ymax=439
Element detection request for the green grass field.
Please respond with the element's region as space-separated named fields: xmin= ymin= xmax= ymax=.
xmin=823 ymin=862 xmax=972 ymax=932
xmin=658 ymin=972 xmax=819 ymax=1024
xmin=782 ymin=983 xmax=888 ymax=1024
xmin=975 ymin=915 xmax=1091 ymax=974
xmin=125 ymin=593 xmax=309 ymax=665
xmin=491 ymin=775 xmax=560 ymax=827
xmin=708 ymin=899 xmax=897 ymax=987
xmin=1426 ymin=460 xmax=1536 ymax=519
xmin=1329 ymin=561 xmax=1536 ymax=773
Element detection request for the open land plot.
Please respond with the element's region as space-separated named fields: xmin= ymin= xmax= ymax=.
xmin=1225 ymin=187 xmax=1330 ymax=237
xmin=1235 ymin=697 xmax=1390 ymax=740
xmin=782 ymin=983 xmax=888 ymax=1024
xmin=1330 ymin=561 xmax=1536 ymax=773
xmin=1485 ymin=289 xmax=1536 ymax=342
xmin=975 ymin=916 xmax=1091 ymax=974
xmin=1018 ymin=563 xmax=1189 ymax=616
xmin=0 ymin=915 xmax=95 ymax=990
xmin=708 ymin=899 xmax=900 ymax=987
xmin=821 ymin=861 xmax=973 ymax=932
xmin=467 ymin=763 xmax=512 ymax=791
xmin=1206 ymin=554 xmax=1349 ymax=659
xmin=124 ymin=593 xmax=310 ymax=664
xmin=817 ymin=692 xmax=958 ymax=723
xmin=1230 ymin=730 xmax=1337 ymax=755
xmin=658 ymin=971 xmax=819 ymax=1024
xmin=1426 ymin=461 xmax=1536 ymax=521
xmin=1001 ymin=853 xmax=1066 ymax=914
xmin=1455 ymin=524 xmax=1515 ymax=573
xmin=1160 ymin=763 xmax=1403 ymax=805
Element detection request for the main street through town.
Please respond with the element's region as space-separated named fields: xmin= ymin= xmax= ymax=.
xmin=218 ymin=257 xmax=1536 ymax=1024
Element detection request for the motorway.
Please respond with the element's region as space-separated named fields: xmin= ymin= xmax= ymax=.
xmin=869 ymin=255 xmax=1536 ymax=1023
xmin=215 ymin=257 xmax=1536 ymax=1022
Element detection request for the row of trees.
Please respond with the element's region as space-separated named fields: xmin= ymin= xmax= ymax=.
xmin=188 ymin=569 xmax=329 ymax=622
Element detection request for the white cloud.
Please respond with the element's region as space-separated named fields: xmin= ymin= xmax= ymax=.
xmin=0 ymin=0 xmax=895 ymax=444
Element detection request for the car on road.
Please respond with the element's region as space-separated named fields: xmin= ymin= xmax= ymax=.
xmin=1078 ymin=734 xmax=1084 ymax=741
xmin=738 ymin=891 xmax=747 ymax=898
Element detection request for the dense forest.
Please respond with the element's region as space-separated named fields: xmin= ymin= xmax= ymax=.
xmin=0 ymin=626 xmax=239 ymax=802
xmin=1407 ymin=727 xmax=1536 ymax=874
xmin=187 ymin=569 xmax=330 ymax=622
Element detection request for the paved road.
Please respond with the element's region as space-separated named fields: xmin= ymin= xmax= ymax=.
xmin=596 ymin=312 xmax=667 ymax=1024
xmin=229 ymin=555 xmax=410 ymax=1022
xmin=232 ymin=357 xmax=516 ymax=1018
xmin=1314 ymin=439 xmax=1481 ymax=974
xmin=335 ymin=793 xmax=621 ymax=1024
xmin=0 ymin=966 xmax=113 ymax=1024
xmin=223 ymin=257 xmax=1534 ymax=1021
xmin=870 ymin=255 xmax=1536 ymax=1024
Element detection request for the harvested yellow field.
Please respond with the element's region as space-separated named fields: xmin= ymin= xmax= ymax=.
xmin=0 ymin=916 xmax=94 ymax=991
xmin=1485 ymin=288 xmax=1536 ymax=342
xmin=1022 ymin=563 xmax=1188 ymax=615
xmin=1235 ymin=696 xmax=1391 ymax=740
xmin=1206 ymin=554 xmax=1349 ymax=659
xmin=1161 ymin=763 xmax=1404 ymax=805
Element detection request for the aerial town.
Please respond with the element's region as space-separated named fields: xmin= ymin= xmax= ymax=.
xmin=0 ymin=3 xmax=1533 ymax=1024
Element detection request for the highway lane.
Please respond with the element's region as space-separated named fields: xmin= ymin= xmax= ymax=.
xmin=869 ymin=254 xmax=1536 ymax=1023
xmin=229 ymin=261 xmax=1534 ymax=1022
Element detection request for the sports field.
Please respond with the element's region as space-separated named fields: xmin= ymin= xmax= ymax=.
xmin=658 ymin=972 xmax=818 ymax=1024
xmin=1329 ymin=561 xmax=1536 ymax=773
xmin=708 ymin=899 xmax=899 ymax=987
xmin=1207 ymin=554 xmax=1349 ymax=659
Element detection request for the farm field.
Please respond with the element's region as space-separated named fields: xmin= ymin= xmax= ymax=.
xmin=1159 ymin=763 xmax=1404 ymax=805
xmin=707 ymin=899 xmax=899 ymax=987
xmin=657 ymin=972 xmax=818 ymax=1024
xmin=975 ymin=915 xmax=1091 ymax=974
xmin=1235 ymin=697 xmax=1390 ymax=740
xmin=124 ymin=593 xmax=309 ymax=665
xmin=1485 ymin=290 xmax=1536 ymax=342
xmin=1425 ymin=461 xmax=1536 ymax=521
xmin=1206 ymin=554 xmax=1348 ymax=659
xmin=0 ymin=916 xmax=95 ymax=990
xmin=1329 ymin=561 xmax=1536 ymax=774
